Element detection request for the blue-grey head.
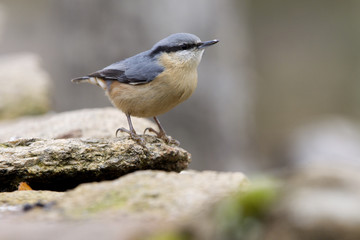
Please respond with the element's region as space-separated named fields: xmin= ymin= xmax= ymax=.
xmin=149 ymin=33 xmax=218 ymax=67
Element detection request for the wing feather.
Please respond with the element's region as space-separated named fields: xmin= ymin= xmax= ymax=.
xmin=87 ymin=51 xmax=164 ymax=85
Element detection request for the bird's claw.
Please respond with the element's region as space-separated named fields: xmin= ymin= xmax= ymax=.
xmin=144 ymin=127 xmax=180 ymax=146
xmin=143 ymin=127 xmax=158 ymax=135
xmin=116 ymin=127 xmax=146 ymax=146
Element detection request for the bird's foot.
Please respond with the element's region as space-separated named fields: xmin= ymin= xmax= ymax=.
xmin=116 ymin=127 xmax=146 ymax=146
xmin=143 ymin=127 xmax=180 ymax=146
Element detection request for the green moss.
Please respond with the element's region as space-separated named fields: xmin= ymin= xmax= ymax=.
xmin=239 ymin=180 xmax=279 ymax=218
xmin=215 ymin=178 xmax=280 ymax=240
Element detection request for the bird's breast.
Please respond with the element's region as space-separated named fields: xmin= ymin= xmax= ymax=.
xmin=156 ymin=52 xmax=199 ymax=101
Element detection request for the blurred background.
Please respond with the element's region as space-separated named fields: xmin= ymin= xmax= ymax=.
xmin=1 ymin=0 xmax=360 ymax=172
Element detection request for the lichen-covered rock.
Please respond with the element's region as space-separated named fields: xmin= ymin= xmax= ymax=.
xmin=0 ymin=137 xmax=191 ymax=191
xmin=0 ymin=108 xmax=157 ymax=141
xmin=57 ymin=170 xmax=248 ymax=219
xmin=0 ymin=53 xmax=51 ymax=120
xmin=0 ymin=170 xmax=248 ymax=240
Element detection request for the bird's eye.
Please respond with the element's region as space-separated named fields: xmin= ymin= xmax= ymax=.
xmin=180 ymin=44 xmax=189 ymax=50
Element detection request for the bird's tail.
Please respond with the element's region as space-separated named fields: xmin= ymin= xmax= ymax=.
xmin=71 ymin=76 xmax=89 ymax=83
xmin=71 ymin=76 xmax=108 ymax=90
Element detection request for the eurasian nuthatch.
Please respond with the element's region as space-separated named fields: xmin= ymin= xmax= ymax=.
xmin=72 ymin=33 xmax=218 ymax=145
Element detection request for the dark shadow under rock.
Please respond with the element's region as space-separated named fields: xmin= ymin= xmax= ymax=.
xmin=0 ymin=136 xmax=191 ymax=191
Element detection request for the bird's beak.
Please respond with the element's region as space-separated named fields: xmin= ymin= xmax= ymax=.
xmin=198 ymin=39 xmax=219 ymax=49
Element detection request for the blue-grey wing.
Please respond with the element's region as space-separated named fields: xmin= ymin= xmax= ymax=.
xmin=88 ymin=51 xmax=164 ymax=85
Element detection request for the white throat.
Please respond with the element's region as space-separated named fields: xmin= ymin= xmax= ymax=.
xmin=174 ymin=49 xmax=204 ymax=66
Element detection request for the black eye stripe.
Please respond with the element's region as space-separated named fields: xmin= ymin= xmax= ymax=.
xmin=179 ymin=43 xmax=194 ymax=50
xmin=182 ymin=43 xmax=200 ymax=50
xmin=169 ymin=43 xmax=196 ymax=52
xmin=150 ymin=43 xmax=198 ymax=57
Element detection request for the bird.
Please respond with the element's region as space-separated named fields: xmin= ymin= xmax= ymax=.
xmin=72 ymin=33 xmax=218 ymax=145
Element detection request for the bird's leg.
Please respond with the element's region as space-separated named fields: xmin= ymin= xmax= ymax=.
xmin=116 ymin=113 xmax=145 ymax=146
xmin=144 ymin=117 xmax=180 ymax=145
xmin=145 ymin=117 xmax=167 ymax=138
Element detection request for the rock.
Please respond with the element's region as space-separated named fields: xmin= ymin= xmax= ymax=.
xmin=0 ymin=108 xmax=157 ymax=141
xmin=2 ymin=166 xmax=358 ymax=240
xmin=262 ymin=166 xmax=360 ymax=240
xmin=0 ymin=191 xmax=64 ymax=205
xmin=213 ymin=178 xmax=280 ymax=240
xmin=0 ymin=137 xmax=191 ymax=191
xmin=57 ymin=170 xmax=248 ymax=220
xmin=0 ymin=170 xmax=249 ymax=240
xmin=213 ymin=166 xmax=360 ymax=240
xmin=0 ymin=53 xmax=51 ymax=120
xmin=192 ymin=165 xmax=360 ymax=240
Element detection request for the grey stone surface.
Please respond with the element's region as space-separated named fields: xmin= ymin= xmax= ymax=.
xmin=0 ymin=108 xmax=157 ymax=141
xmin=0 ymin=137 xmax=191 ymax=191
